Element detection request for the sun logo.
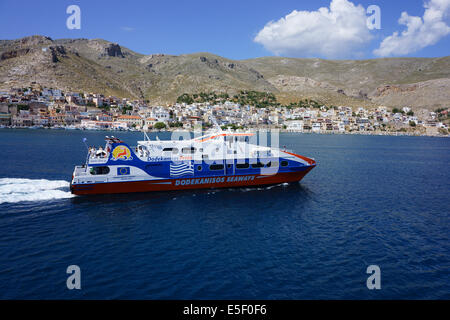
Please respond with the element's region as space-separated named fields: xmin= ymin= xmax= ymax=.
xmin=111 ymin=145 xmax=133 ymax=161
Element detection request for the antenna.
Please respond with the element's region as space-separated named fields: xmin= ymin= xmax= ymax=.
xmin=82 ymin=137 xmax=89 ymax=171
xmin=82 ymin=137 xmax=88 ymax=150
xmin=143 ymin=128 xmax=151 ymax=141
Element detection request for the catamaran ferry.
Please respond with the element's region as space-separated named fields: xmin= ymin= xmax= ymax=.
xmin=70 ymin=130 xmax=316 ymax=195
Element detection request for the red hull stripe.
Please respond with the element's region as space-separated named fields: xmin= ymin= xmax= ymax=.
xmin=71 ymin=170 xmax=314 ymax=195
xmin=283 ymin=151 xmax=316 ymax=165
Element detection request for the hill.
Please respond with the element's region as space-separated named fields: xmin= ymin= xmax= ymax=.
xmin=1 ymin=35 xmax=449 ymax=109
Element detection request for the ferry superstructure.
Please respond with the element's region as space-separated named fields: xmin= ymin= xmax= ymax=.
xmin=70 ymin=130 xmax=316 ymax=195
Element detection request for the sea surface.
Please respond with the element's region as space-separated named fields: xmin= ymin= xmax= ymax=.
xmin=0 ymin=129 xmax=449 ymax=299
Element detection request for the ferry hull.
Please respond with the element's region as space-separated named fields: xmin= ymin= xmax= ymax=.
xmin=71 ymin=168 xmax=314 ymax=195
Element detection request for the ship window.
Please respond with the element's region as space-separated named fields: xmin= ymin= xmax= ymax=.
xmin=182 ymin=147 xmax=196 ymax=154
xmin=202 ymin=154 xmax=209 ymax=160
xmin=89 ymin=166 xmax=110 ymax=175
xmin=163 ymin=147 xmax=178 ymax=154
xmin=251 ymin=162 xmax=265 ymax=168
xmin=267 ymin=161 xmax=279 ymax=168
xmin=209 ymin=164 xmax=224 ymax=170
xmin=236 ymin=163 xmax=249 ymax=169
xmin=197 ymin=165 xmax=202 ymax=171
xmin=281 ymin=161 xmax=289 ymax=167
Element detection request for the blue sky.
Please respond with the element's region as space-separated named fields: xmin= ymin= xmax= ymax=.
xmin=0 ymin=0 xmax=449 ymax=59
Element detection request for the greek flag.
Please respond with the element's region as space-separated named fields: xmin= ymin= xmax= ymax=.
xmin=170 ymin=161 xmax=194 ymax=177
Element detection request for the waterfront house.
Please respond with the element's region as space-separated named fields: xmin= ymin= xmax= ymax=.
xmin=117 ymin=115 xmax=143 ymax=128
xmin=0 ymin=113 xmax=11 ymax=126
xmin=312 ymin=122 xmax=321 ymax=133
xmin=286 ymin=120 xmax=304 ymax=132
xmin=144 ymin=117 xmax=157 ymax=128
xmin=12 ymin=110 xmax=32 ymax=126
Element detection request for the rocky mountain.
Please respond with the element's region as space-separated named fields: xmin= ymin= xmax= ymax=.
xmin=1 ymin=35 xmax=449 ymax=109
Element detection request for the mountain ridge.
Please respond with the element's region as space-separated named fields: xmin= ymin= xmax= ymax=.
xmin=1 ymin=35 xmax=449 ymax=109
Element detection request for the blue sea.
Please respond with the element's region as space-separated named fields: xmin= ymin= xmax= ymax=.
xmin=0 ymin=129 xmax=449 ymax=299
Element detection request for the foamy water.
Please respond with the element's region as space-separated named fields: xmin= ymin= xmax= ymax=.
xmin=0 ymin=178 xmax=74 ymax=204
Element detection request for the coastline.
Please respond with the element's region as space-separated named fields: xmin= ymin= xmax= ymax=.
xmin=1 ymin=125 xmax=448 ymax=138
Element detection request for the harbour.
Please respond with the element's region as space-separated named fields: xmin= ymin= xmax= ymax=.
xmin=0 ymin=129 xmax=448 ymax=299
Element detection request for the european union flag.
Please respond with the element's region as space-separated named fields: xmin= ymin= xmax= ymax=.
xmin=117 ymin=167 xmax=130 ymax=175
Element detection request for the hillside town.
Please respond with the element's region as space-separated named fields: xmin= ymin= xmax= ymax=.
xmin=0 ymin=86 xmax=448 ymax=136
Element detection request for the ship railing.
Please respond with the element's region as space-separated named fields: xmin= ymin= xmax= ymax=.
xmin=272 ymin=147 xmax=294 ymax=154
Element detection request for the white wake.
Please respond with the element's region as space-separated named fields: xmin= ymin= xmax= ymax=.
xmin=0 ymin=178 xmax=74 ymax=204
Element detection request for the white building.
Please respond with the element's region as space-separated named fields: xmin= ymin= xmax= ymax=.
xmin=286 ymin=120 xmax=304 ymax=132
xmin=312 ymin=122 xmax=321 ymax=133
xmin=151 ymin=107 xmax=170 ymax=123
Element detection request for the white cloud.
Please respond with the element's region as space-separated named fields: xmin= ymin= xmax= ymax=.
xmin=374 ymin=0 xmax=450 ymax=57
xmin=254 ymin=0 xmax=372 ymax=59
